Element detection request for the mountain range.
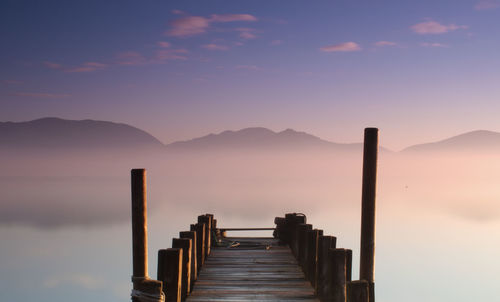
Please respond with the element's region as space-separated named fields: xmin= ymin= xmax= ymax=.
xmin=2 ymin=117 xmax=500 ymax=153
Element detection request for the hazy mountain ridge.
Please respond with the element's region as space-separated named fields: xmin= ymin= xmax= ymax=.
xmin=0 ymin=117 xmax=164 ymax=151
xmin=2 ymin=118 xmax=500 ymax=153
xmin=402 ymin=130 xmax=500 ymax=153
xmin=165 ymin=127 xmax=362 ymax=152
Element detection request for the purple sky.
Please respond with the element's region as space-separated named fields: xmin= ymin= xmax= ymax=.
xmin=1 ymin=0 xmax=500 ymax=149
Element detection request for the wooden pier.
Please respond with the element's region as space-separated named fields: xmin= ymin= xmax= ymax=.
xmin=129 ymin=128 xmax=379 ymax=302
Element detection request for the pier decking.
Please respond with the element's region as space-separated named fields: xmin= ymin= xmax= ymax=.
xmin=187 ymin=237 xmax=319 ymax=302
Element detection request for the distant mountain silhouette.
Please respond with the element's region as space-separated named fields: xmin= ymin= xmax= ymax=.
xmin=403 ymin=130 xmax=500 ymax=153
xmin=166 ymin=127 xmax=363 ymax=152
xmin=0 ymin=117 xmax=164 ymax=151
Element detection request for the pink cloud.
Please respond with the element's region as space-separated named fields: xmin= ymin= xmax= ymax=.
xmin=475 ymin=0 xmax=500 ymax=10
xmin=43 ymin=61 xmax=63 ymax=69
xmin=420 ymin=42 xmax=449 ymax=48
xmin=411 ymin=21 xmax=468 ymax=34
xmin=270 ymin=40 xmax=283 ymax=46
xmin=374 ymin=41 xmax=397 ymax=47
xmin=66 ymin=62 xmax=107 ymax=73
xmin=166 ymin=13 xmax=258 ymax=37
xmin=157 ymin=41 xmax=171 ymax=48
xmin=166 ymin=16 xmax=211 ymax=37
xmin=320 ymin=42 xmax=361 ymax=52
xmin=235 ymin=28 xmax=257 ymax=40
xmin=210 ymin=14 xmax=257 ymax=22
xmin=13 ymin=92 xmax=70 ymax=98
xmin=202 ymin=44 xmax=229 ymax=51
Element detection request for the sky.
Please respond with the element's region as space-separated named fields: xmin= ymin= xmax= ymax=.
xmin=1 ymin=0 xmax=500 ymax=150
xmin=2 ymin=2 xmax=500 ymax=301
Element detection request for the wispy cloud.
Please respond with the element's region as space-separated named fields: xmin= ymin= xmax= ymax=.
xmin=2 ymin=80 xmax=23 ymax=85
xmin=202 ymin=43 xmax=229 ymax=51
xmin=66 ymin=62 xmax=107 ymax=73
xmin=411 ymin=20 xmax=468 ymax=35
xmin=235 ymin=65 xmax=261 ymax=71
xmin=475 ymin=0 xmax=500 ymax=10
xmin=374 ymin=41 xmax=398 ymax=47
xmin=420 ymin=42 xmax=449 ymax=48
xmin=320 ymin=42 xmax=361 ymax=52
xmin=270 ymin=40 xmax=283 ymax=46
xmin=166 ymin=13 xmax=258 ymax=37
xmin=155 ymin=49 xmax=189 ymax=61
xmin=210 ymin=14 xmax=257 ymax=22
xmin=43 ymin=61 xmax=63 ymax=69
xmin=13 ymin=92 xmax=71 ymax=98
xmin=236 ymin=28 xmax=257 ymax=40
xmin=157 ymin=41 xmax=171 ymax=48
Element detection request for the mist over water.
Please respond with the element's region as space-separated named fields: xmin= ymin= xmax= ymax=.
xmin=1 ymin=148 xmax=500 ymax=301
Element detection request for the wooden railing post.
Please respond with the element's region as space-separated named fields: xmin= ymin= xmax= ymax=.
xmin=347 ymin=280 xmax=370 ymax=302
xmin=172 ymin=238 xmax=192 ymax=300
xmin=190 ymin=223 xmax=205 ymax=269
xmin=157 ymin=248 xmax=182 ymax=302
xmin=307 ymin=229 xmax=323 ymax=286
xmin=198 ymin=215 xmax=212 ymax=257
xmin=297 ymin=223 xmax=312 ymax=269
xmin=325 ymin=248 xmax=352 ymax=302
xmin=180 ymin=231 xmax=197 ymax=281
xmin=131 ymin=169 xmax=164 ymax=302
xmin=317 ymin=235 xmax=337 ymax=299
xmin=360 ymin=128 xmax=378 ymax=302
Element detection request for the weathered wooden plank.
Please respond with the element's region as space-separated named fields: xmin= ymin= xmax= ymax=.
xmin=186 ymin=238 xmax=319 ymax=302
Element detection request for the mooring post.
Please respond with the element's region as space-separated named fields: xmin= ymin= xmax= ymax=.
xmin=307 ymin=229 xmax=323 ymax=286
xmin=130 ymin=169 xmax=164 ymax=302
xmin=360 ymin=127 xmax=378 ymax=301
xmin=298 ymin=223 xmax=312 ymax=269
xmin=198 ymin=215 xmax=211 ymax=257
xmin=180 ymin=231 xmax=197 ymax=281
xmin=347 ymin=280 xmax=370 ymax=302
xmin=172 ymin=238 xmax=192 ymax=300
xmin=157 ymin=248 xmax=183 ymax=302
xmin=326 ymin=248 xmax=352 ymax=302
xmin=190 ymin=223 xmax=205 ymax=269
xmin=317 ymin=235 xmax=337 ymax=299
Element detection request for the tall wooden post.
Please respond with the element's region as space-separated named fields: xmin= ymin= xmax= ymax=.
xmin=131 ymin=169 xmax=148 ymax=279
xmin=360 ymin=128 xmax=378 ymax=302
xmin=131 ymin=169 xmax=164 ymax=302
xmin=190 ymin=223 xmax=205 ymax=269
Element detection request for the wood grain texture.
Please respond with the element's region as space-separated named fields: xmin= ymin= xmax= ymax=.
xmin=186 ymin=237 xmax=319 ymax=302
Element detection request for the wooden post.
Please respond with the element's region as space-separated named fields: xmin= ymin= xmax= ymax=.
xmin=190 ymin=223 xmax=205 ymax=269
xmin=347 ymin=280 xmax=370 ymax=302
xmin=172 ymin=238 xmax=192 ymax=300
xmin=180 ymin=231 xmax=197 ymax=281
xmin=297 ymin=224 xmax=312 ymax=269
xmin=325 ymin=248 xmax=352 ymax=302
xmin=131 ymin=169 xmax=148 ymax=279
xmin=360 ymin=128 xmax=378 ymax=302
xmin=290 ymin=214 xmax=306 ymax=257
xmin=307 ymin=229 xmax=323 ymax=286
xmin=317 ymin=235 xmax=337 ymax=299
xmin=157 ymin=248 xmax=182 ymax=302
xmin=130 ymin=169 xmax=164 ymax=302
xmin=198 ymin=215 xmax=211 ymax=257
